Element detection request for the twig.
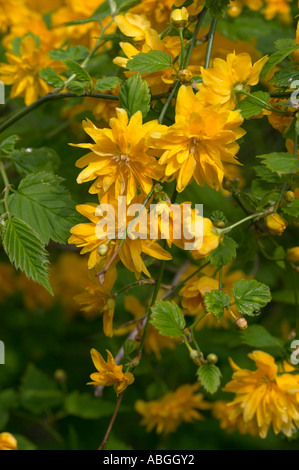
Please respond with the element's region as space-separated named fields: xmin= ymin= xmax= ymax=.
xmin=98 ymin=393 xmax=124 ymax=450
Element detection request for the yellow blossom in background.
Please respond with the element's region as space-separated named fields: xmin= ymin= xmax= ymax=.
xmin=223 ymin=351 xmax=299 ymax=438
xmin=287 ymin=247 xmax=299 ymax=263
xmin=0 ymin=432 xmax=17 ymax=450
xmin=72 ymin=110 xmax=164 ymax=203
xmin=88 ymin=348 xmax=134 ymax=395
xmin=263 ymin=0 xmax=292 ymax=22
xmin=212 ymin=401 xmax=259 ymax=436
xmin=267 ymin=99 xmax=294 ymax=134
xmin=0 ymin=0 xmax=30 ymax=34
xmin=130 ymin=0 xmax=177 ymax=29
xmin=227 ymin=0 xmax=263 ymax=17
xmin=24 ymin=0 xmax=64 ymax=13
xmin=150 ymin=85 xmax=245 ymax=191
xmin=114 ymin=13 xmax=151 ymax=41
xmin=135 ymin=383 xmax=211 ymax=434
xmin=180 ymin=275 xmax=219 ymax=314
xmin=0 ymin=35 xmax=64 ymax=105
xmin=74 ymin=268 xmax=117 ymax=336
xmin=266 ymin=213 xmax=287 ymax=235
xmin=197 ymin=52 xmax=268 ymax=110
xmin=17 ymin=274 xmax=54 ymax=311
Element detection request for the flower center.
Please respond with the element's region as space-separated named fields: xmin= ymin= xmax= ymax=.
xmin=189 ymin=138 xmax=200 ymax=155
xmin=112 ymin=153 xmax=130 ymax=164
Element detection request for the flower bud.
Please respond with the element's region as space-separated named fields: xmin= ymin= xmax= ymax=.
xmin=266 ymin=213 xmax=287 ymax=236
xmin=189 ymin=349 xmax=202 ymax=365
xmin=98 ymin=244 xmax=109 ymax=256
xmin=207 ymin=353 xmax=218 ymax=364
xmin=234 ymin=317 xmax=248 ymax=330
xmin=287 ymin=247 xmax=299 ymax=263
xmin=170 ymin=7 xmax=189 ymax=28
xmin=178 ymin=69 xmax=193 ymax=84
xmin=285 ymin=191 xmax=295 ymax=202
xmin=54 ymin=369 xmax=67 ymax=383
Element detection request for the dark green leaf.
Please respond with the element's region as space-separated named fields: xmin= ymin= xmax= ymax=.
xmin=231 ymin=279 xmax=271 ymax=316
xmin=260 ymin=45 xmax=298 ymax=80
xmin=65 ymin=391 xmax=120 ymax=419
xmin=49 ymin=46 xmax=89 ymax=61
xmin=208 ymin=236 xmax=237 ymax=266
xmin=64 ymin=59 xmax=92 ymax=84
xmin=240 ymin=324 xmax=284 ymax=349
xmin=127 ymin=50 xmax=172 ymax=74
xmin=197 ymin=364 xmax=221 ymax=394
xmin=9 ymin=147 xmax=60 ymax=175
xmin=119 ymin=73 xmax=150 ymax=119
xmin=0 ymin=135 xmax=19 ymax=155
xmin=281 ymin=199 xmax=299 ymax=221
xmin=257 ymin=152 xmax=299 ymax=176
xmin=39 ymin=67 xmax=64 ymax=88
xmin=204 ymin=290 xmax=231 ymax=321
xmin=237 ymin=91 xmax=270 ymax=118
xmin=95 ymin=77 xmax=123 ymax=92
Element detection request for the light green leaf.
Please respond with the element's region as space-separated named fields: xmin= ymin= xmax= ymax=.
xmin=204 ymin=290 xmax=231 ymax=322
xmin=150 ymin=300 xmax=186 ymax=338
xmin=95 ymin=77 xmax=123 ymax=92
xmin=237 ymin=91 xmax=270 ymax=118
xmin=260 ymin=45 xmax=298 ymax=80
xmin=8 ymin=172 xmax=79 ymax=245
xmin=67 ymin=80 xmax=88 ymax=95
xmin=127 ymin=50 xmax=173 ymax=74
xmin=231 ymin=279 xmax=271 ymax=316
xmin=0 ymin=135 xmax=19 ymax=155
xmin=2 ymin=217 xmax=52 ymax=293
xmin=197 ymin=364 xmax=222 ymax=394
xmin=65 ymin=391 xmax=120 ymax=419
xmin=64 ymin=59 xmax=92 ymax=84
xmin=208 ymin=236 xmax=237 ymax=266
xmin=49 ymin=45 xmax=89 ymax=61
xmin=39 ymin=67 xmax=64 ymax=88
xmin=119 ymin=73 xmax=150 ymax=119
xmin=281 ymin=199 xmax=299 ymax=221
xmin=257 ymin=152 xmax=299 ymax=176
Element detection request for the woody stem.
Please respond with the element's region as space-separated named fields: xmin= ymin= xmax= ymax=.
xmin=98 ymin=393 xmax=124 ymax=450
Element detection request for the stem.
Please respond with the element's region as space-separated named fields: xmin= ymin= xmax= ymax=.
xmin=98 ymin=393 xmax=124 ymax=450
xmin=190 ymin=311 xmax=208 ymax=330
xmin=184 ymin=8 xmax=207 ymax=69
xmin=178 ymin=29 xmax=185 ymax=70
xmin=0 ymin=162 xmax=11 ymax=218
xmin=158 ymin=81 xmax=179 ymax=124
xmin=218 ymin=266 xmax=222 ymax=291
xmin=204 ymin=18 xmax=217 ymax=69
xmin=220 ymin=211 xmax=266 ymax=234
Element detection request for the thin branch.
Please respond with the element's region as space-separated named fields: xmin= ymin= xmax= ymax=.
xmin=98 ymin=393 xmax=124 ymax=450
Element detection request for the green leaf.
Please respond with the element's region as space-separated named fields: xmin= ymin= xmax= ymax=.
xmin=95 ymin=77 xmax=123 ymax=92
xmin=39 ymin=67 xmax=64 ymax=88
xmin=257 ymin=152 xmax=299 ymax=176
xmin=260 ymin=45 xmax=298 ymax=80
xmin=20 ymin=364 xmax=63 ymax=415
xmin=127 ymin=50 xmax=173 ymax=74
xmin=8 ymin=172 xmax=79 ymax=245
xmin=269 ymin=68 xmax=299 ymax=89
xmin=67 ymin=80 xmax=88 ymax=96
xmin=9 ymin=147 xmax=60 ymax=175
xmin=119 ymin=73 xmax=150 ymax=119
xmin=14 ymin=435 xmax=37 ymax=450
xmin=253 ymin=165 xmax=281 ymax=183
xmin=231 ymin=279 xmax=271 ymax=316
xmin=0 ymin=389 xmax=18 ymax=430
xmin=49 ymin=45 xmax=89 ymax=61
xmin=208 ymin=236 xmax=237 ymax=266
xmin=64 ymin=59 xmax=92 ymax=84
xmin=204 ymin=290 xmax=231 ymax=322
xmin=123 ymin=340 xmax=136 ymax=362
xmin=196 ymin=364 xmax=221 ymax=394
xmin=237 ymin=91 xmax=270 ymax=118
xmin=150 ymin=300 xmax=186 ymax=338
xmin=0 ymin=135 xmax=19 ymax=155
xmin=205 ymin=0 xmax=229 ymax=17
xmin=240 ymin=324 xmax=284 ymax=349
xmin=65 ymin=391 xmax=119 ymax=419
xmin=281 ymin=199 xmax=299 ymax=221
xmin=2 ymin=218 xmax=52 ymax=293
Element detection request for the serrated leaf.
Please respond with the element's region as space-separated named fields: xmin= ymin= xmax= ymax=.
xmin=204 ymin=290 xmax=231 ymax=321
xmin=8 ymin=172 xmax=79 ymax=245
xmin=238 ymin=91 xmax=270 ymax=118
xmin=95 ymin=77 xmax=123 ymax=92
xmin=64 ymin=59 xmax=92 ymax=84
xmin=119 ymin=73 xmax=150 ymax=119
xmin=49 ymin=46 xmax=89 ymax=61
xmin=127 ymin=50 xmax=172 ymax=74
xmin=67 ymin=80 xmax=88 ymax=95
xmin=2 ymin=218 xmax=52 ymax=293
xmin=197 ymin=364 xmax=221 ymax=394
xmin=269 ymin=68 xmax=299 ymax=89
xmin=39 ymin=67 xmax=64 ymax=88
xmin=9 ymin=147 xmax=60 ymax=175
xmin=20 ymin=364 xmax=62 ymax=415
xmin=0 ymin=135 xmax=19 ymax=155
xmin=240 ymin=324 xmax=284 ymax=349
xmin=150 ymin=300 xmax=186 ymax=338
xmin=281 ymin=199 xmax=299 ymax=221
xmin=231 ymin=279 xmax=271 ymax=316
xmin=260 ymin=45 xmax=298 ymax=80
xmin=257 ymin=152 xmax=299 ymax=176
xmin=253 ymin=165 xmax=281 ymax=183
xmin=208 ymin=236 xmax=237 ymax=266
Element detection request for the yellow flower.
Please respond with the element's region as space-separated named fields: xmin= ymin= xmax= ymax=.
xmin=68 ymin=202 xmax=172 ymax=278
xmin=223 ymin=351 xmax=299 ymax=438
xmin=266 ymin=213 xmax=287 ymax=236
xmin=114 ymin=13 xmax=151 ymax=41
xmin=130 ymin=0 xmax=177 ymax=29
xmin=267 ymin=99 xmax=294 ymax=134
xmin=180 ymin=275 xmax=219 ymax=314
xmin=88 ymin=348 xmax=134 ymax=396
xmin=150 ymin=85 xmax=245 ymax=191
xmin=74 ymin=268 xmax=117 ymax=337
xmin=227 ymin=0 xmax=263 ymax=17
xmin=212 ymin=401 xmax=259 ymax=436
xmin=135 ymin=383 xmax=211 ymax=434
xmin=287 ymin=247 xmax=299 ymax=263
xmin=0 ymin=0 xmax=29 ymax=34
xmin=0 ymin=432 xmax=17 ymax=450
xmin=263 ymin=0 xmax=292 ymax=22
xmin=72 ymin=110 xmax=164 ymax=203
xmin=0 ymin=35 xmax=64 ymax=105
xmin=24 ymin=0 xmax=64 ymax=13
xmin=170 ymin=7 xmax=189 ymax=28
xmin=197 ymin=52 xmax=268 ymax=110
